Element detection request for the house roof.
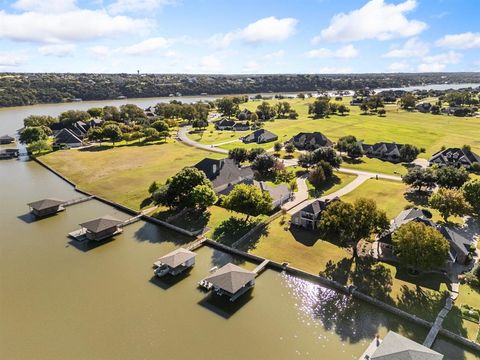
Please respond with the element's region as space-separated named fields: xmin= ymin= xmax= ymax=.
xmin=232 ymin=122 xmax=249 ymax=129
xmin=55 ymin=128 xmax=83 ymax=144
xmin=0 ymin=134 xmax=15 ymax=141
xmin=243 ymin=129 xmax=278 ymax=143
xmin=439 ymin=226 xmax=472 ymax=258
xmin=27 ymin=198 xmax=64 ymax=210
xmin=194 ymin=158 xmax=254 ymax=190
xmin=157 ymin=248 xmax=197 ymax=268
xmin=290 ymin=132 xmax=333 ymax=148
xmin=258 ymin=182 xmax=290 ymax=203
xmin=429 ymin=148 xmax=480 ymax=166
xmin=364 ymin=142 xmax=404 ymax=153
xmin=203 ymin=263 xmax=255 ymax=294
xmin=215 ymin=118 xmax=235 ymax=127
xmin=371 ymin=331 xmax=443 ymax=360
xmin=79 ymin=216 xmax=123 ymax=233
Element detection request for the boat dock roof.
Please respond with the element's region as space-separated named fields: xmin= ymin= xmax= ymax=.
xmin=203 ymin=263 xmax=255 ymax=294
xmin=27 ymin=198 xmax=64 ymax=210
xmin=157 ymin=248 xmax=197 ymax=269
xmin=79 ymin=216 xmax=123 ymax=233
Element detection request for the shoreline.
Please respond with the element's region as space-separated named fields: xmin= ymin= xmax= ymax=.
xmin=31 ymin=155 xmax=480 ymax=355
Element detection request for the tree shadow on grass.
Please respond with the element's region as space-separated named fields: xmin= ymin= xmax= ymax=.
xmin=154 ymin=208 xmax=211 ymax=233
xmin=289 ymin=226 xmax=324 ymax=247
xmin=394 ymin=267 xmax=447 ymax=292
xmin=341 ymin=156 xmax=365 ymax=165
xmin=211 ymin=216 xmax=259 ymax=246
xmin=140 ymin=197 xmax=153 ymax=209
xmin=308 ymin=174 xmax=342 ymax=198
xmin=396 ymin=285 xmax=448 ymax=321
xmin=403 ymin=191 xmax=431 ymax=207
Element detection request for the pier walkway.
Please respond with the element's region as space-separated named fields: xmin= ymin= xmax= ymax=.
xmin=253 ymin=259 xmax=270 ymax=276
xmin=121 ymin=214 xmax=143 ymax=227
xmin=62 ymin=196 xmax=94 ymax=207
xmin=423 ymin=297 xmax=453 ymax=348
xmin=186 ymin=237 xmax=207 ymax=251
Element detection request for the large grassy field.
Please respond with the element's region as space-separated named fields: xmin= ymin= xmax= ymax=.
xmin=198 ymin=97 xmax=480 ymax=159
xmin=40 ymin=141 xmax=224 ymax=210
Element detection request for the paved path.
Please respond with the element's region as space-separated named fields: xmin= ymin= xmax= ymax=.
xmin=177 ymin=127 xmax=228 ymax=154
xmin=281 ymin=174 xmax=309 ymax=213
xmin=213 ymin=138 xmax=241 ymax=146
xmin=423 ymin=297 xmax=453 ymax=348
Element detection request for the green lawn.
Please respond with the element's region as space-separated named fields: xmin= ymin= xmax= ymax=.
xmin=198 ymin=97 xmax=480 ymax=157
xmin=306 ymin=171 xmax=358 ymax=198
xmin=40 ymin=141 xmax=224 ymax=210
xmin=341 ymin=156 xmax=409 ymax=176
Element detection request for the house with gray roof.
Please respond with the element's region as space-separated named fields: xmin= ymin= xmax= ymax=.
xmin=28 ymin=198 xmax=65 ymax=217
xmin=429 ymin=147 xmax=480 ymax=168
xmin=232 ymin=122 xmax=250 ymax=131
xmin=153 ymin=248 xmax=197 ymax=277
xmin=291 ymin=198 xmax=339 ymax=230
xmin=214 ymin=118 xmax=235 ymax=130
xmin=288 ymin=132 xmax=333 ymax=150
xmin=79 ymin=216 xmax=123 ymax=241
xmin=202 ymin=263 xmax=255 ymax=301
xmin=194 ymin=158 xmax=254 ymax=194
xmin=362 ymin=331 xmax=443 ymax=360
xmin=242 ymin=129 xmax=278 ymax=144
xmin=54 ymin=128 xmax=83 ymax=148
xmin=440 ymin=226 xmax=474 ymax=265
xmin=0 ymin=134 xmax=15 ymax=144
xmin=361 ymin=142 xmax=404 ymax=162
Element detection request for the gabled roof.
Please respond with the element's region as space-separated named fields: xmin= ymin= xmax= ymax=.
xmin=79 ymin=216 xmax=123 ymax=233
xmin=27 ymin=198 xmax=64 ymax=210
xmin=194 ymin=158 xmax=254 ymax=190
xmin=204 ymin=263 xmax=255 ymax=294
xmin=366 ymin=142 xmax=404 ymax=153
xmin=158 ymin=248 xmax=197 ymax=268
xmin=0 ymin=134 xmax=15 ymax=141
xmin=215 ymin=118 xmax=235 ymax=127
xmin=301 ymin=199 xmax=329 ymax=215
xmin=290 ymin=132 xmax=333 ymax=148
xmin=55 ymin=128 xmax=83 ymax=144
xmin=371 ymin=331 xmax=443 ymax=360
xmin=429 ymin=148 xmax=480 ymax=166
xmin=243 ymin=129 xmax=278 ymax=143
xmin=439 ymin=226 xmax=472 ymax=258
xmin=232 ymin=122 xmax=249 ymax=129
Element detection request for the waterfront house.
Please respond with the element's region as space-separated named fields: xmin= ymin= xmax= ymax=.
xmin=415 ymin=102 xmax=432 ymax=113
xmin=361 ymin=142 xmax=404 ymax=162
xmin=79 ymin=216 xmax=123 ymax=241
xmin=202 ymin=263 xmax=256 ymax=301
xmin=237 ymin=108 xmax=252 ymax=120
xmin=429 ymin=147 xmax=480 ymax=168
xmin=194 ymin=158 xmax=254 ymax=194
xmin=28 ymin=198 xmax=65 ymax=217
xmin=440 ymin=226 xmax=474 ymax=265
xmin=232 ymin=122 xmax=250 ymax=131
xmin=54 ymin=128 xmax=83 ymax=148
xmin=0 ymin=135 xmax=15 ymax=144
xmin=0 ymin=148 xmax=19 ymax=159
xmin=214 ymin=118 xmax=235 ymax=130
xmin=153 ymin=248 xmax=197 ymax=277
xmin=288 ymin=132 xmax=333 ymax=150
xmin=291 ymin=198 xmax=338 ymax=230
xmin=242 ymin=129 xmax=278 ymax=144
xmin=361 ymin=331 xmax=443 ymax=360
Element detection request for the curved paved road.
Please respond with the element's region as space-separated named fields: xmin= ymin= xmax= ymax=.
xmin=177 ymin=126 xmax=228 ymax=154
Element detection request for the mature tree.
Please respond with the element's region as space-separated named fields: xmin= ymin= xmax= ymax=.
xmin=192 ymin=119 xmax=208 ymax=130
xmin=190 ymin=184 xmax=218 ymax=210
xmin=87 ymin=127 xmax=104 ymax=143
xmin=252 ymin=154 xmax=277 ymax=177
xmin=19 ymin=126 xmax=48 ymax=144
xmin=152 ymin=185 xmax=173 ymax=207
xmin=402 ymin=167 xmax=437 ymax=191
xmin=288 ymin=110 xmax=299 ymax=119
xmin=159 ymin=131 xmax=170 ymax=142
xmin=151 ymin=120 xmax=169 ymax=132
xmin=222 ymin=184 xmax=272 ymax=220
xmin=120 ymin=104 xmax=146 ymax=122
xmin=102 ymin=124 xmax=123 ymax=145
xmin=400 ymin=93 xmax=416 ymax=110
xmin=59 ymin=110 xmax=91 ymax=125
xmin=228 ymin=147 xmax=249 ymax=164
xmin=273 ymin=142 xmax=283 ymax=152
xmin=23 ymin=115 xmax=57 ymax=127
xmin=284 ymin=142 xmax=296 ymax=154
xmin=399 ymin=144 xmax=420 ymax=162
xmin=336 ymin=135 xmax=357 ymax=153
xmin=166 ymin=167 xmax=212 ymax=208
xmin=274 ymin=101 xmax=291 ymax=118
xmin=360 ymin=101 xmax=369 ymax=114
xmin=429 ymin=187 xmax=471 ymax=221
xmin=256 ymin=101 xmax=276 ymax=120
xmin=308 ymin=166 xmax=326 ymax=189
xmin=367 ymin=95 xmax=384 ymax=112
xmin=435 ymin=166 xmax=470 ymax=189
xmin=102 ymin=106 xmax=121 ymax=122
xmin=311 ymin=147 xmax=342 ymax=168
xmin=462 ymin=180 xmax=480 ymax=215
xmin=27 ymin=140 xmax=51 ymax=154
xmin=247 ymin=147 xmax=266 ymax=162
xmin=216 ymin=97 xmax=239 ymax=117
xmin=148 ymin=181 xmax=159 ymax=195
xmin=337 ymin=104 xmax=350 ymax=116
xmin=143 ymin=127 xmax=161 ymax=142
xmin=378 ymin=109 xmax=386 ymax=117
xmin=250 ymin=112 xmax=259 ymax=122
xmin=347 ymin=143 xmax=364 ymax=158
xmin=87 ymin=107 xmax=103 ymax=118
xmin=319 ymin=198 xmax=389 ymax=256
xmin=308 ymin=97 xmax=330 ymax=118
xmin=393 ymin=221 xmax=449 ymax=271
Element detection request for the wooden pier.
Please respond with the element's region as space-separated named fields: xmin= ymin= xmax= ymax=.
xmin=186 ymin=237 xmax=207 ymax=251
xmin=423 ymin=297 xmax=453 ymax=348
xmin=62 ymin=196 xmax=94 ymax=207
xmin=253 ymin=259 xmax=270 ymax=276
xmin=121 ymin=214 xmax=143 ymax=227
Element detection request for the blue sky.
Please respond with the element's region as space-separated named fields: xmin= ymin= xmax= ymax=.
xmin=0 ymin=0 xmax=479 ymax=73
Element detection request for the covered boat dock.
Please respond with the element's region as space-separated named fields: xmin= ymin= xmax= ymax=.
xmin=27 ymin=199 xmax=65 ymax=217
xmin=69 ymin=216 xmax=123 ymax=242
xmin=153 ymin=248 xmax=197 ymax=277
xmin=200 ymin=263 xmax=256 ymax=302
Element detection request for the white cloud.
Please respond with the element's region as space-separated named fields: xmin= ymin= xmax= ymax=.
xmin=0 ymin=52 xmax=28 ymax=66
xmin=242 ymin=61 xmax=260 ymax=73
xmin=12 ymin=0 xmax=77 ymax=13
xmin=318 ymin=66 xmax=352 ymax=74
xmin=209 ymin=16 xmax=297 ymax=49
xmin=417 ymin=63 xmax=446 ymax=72
xmin=383 ymin=37 xmax=429 ymax=58
xmin=387 ymin=62 xmax=412 ymax=72
xmin=313 ymin=0 xmax=427 ymax=43
xmin=264 ymin=50 xmax=285 ymax=59
xmin=39 ymin=44 xmax=76 ymax=57
xmin=199 ymin=55 xmax=223 ymax=72
xmin=0 ymin=9 xmax=151 ymax=43
xmin=306 ymin=44 xmax=358 ymax=59
xmin=107 ymin=0 xmax=176 ymax=15
xmin=120 ymin=37 xmax=170 ymax=55
xmin=89 ymin=45 xmax=111 ymax=59
xmin=436 ymin=32 xmax=480 ymax=49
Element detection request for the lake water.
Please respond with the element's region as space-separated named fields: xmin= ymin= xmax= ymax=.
xmin=0 ymin=103 xmax=478 ymax=359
